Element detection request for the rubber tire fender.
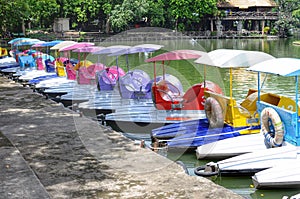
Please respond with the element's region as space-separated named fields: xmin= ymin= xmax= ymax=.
xmin=194 ymin=165 xmax=219 ymax=177
xmin=204 ymin=97 xmax=224 ymax=128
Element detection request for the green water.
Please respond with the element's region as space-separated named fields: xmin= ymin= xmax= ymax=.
xmin=87 ymin=37 xmax=300 ymax=198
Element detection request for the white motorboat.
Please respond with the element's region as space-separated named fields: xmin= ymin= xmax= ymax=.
xmin=0 ymin=57 xmax=19 ymax=71
xmin=194 ymin=144 xmax=297 ymax=177
xmin=78 ymin=97 xmax=153 ymax=118
xmin=34 ymin=77 xmax=76 ymax=92
xmin=60 ymin=89 xmax=122 ymax=108
xmin=105 ymin=109 xmax=206 ymax=134
xmin=17 ymin=70 xmax=57 ymax=83
xmin=195 ymin=133 xmax=268 ymax=159
xmin=42 ymin=84 xmax=97 ymax=99
xmin=252 ymin=158 xmax=300 ymax=189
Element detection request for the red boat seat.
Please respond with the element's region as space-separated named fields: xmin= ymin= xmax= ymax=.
xmin=152 ymin=80 xmax=184 ymax=110
xmin=182 ymin=81 xmax=223 ymax=110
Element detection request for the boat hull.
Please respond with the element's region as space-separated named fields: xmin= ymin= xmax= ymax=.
xmin=216 ymin=144 xmax=297 ymax=176
xmin=195 ymin=133 xmax=267 ymax=159
xmin=252 ymin=158 xmax=300 ymax=189
xmin=105 ymin=110 xmax=206 ymax=134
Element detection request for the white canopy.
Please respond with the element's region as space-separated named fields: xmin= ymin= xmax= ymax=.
xmin=247 ymin=58 xmax=300 ymax=77
xmin=195 ymin=49 xmax=275 ymax=68
xmin=50 ymin=41 xmax=77 ymax=50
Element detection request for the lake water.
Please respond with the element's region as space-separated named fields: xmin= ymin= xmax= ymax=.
xmin=86 ymin=36 xmax=300 ymax=198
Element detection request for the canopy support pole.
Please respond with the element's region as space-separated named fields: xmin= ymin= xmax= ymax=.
xmin=258 ymin=72 xmax=261 ymax=102
xmin=295 ymin=76 xmax=299 ymax=134
xmin=204 ymin=65 xmax=206 ymax=88
xmin=229 ymin=68 xmax=233 ymax=100
xmin=154 ymin=62 xmax=157 ymax=85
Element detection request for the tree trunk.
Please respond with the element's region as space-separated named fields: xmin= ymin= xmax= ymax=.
xmin=22 ymin=20 xmax=26 ymax=35
xmin=105 ymin=17 xmax=110 ymax=34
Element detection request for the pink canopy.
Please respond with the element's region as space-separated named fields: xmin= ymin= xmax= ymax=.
xmin=145 ymin=50 xmax=204 ymax=62
xmin=72 ymin=46 xmax=105 ymax=53
xmin=59 ymin=42 xmax=95 ymax=52
xmin=31 ymin=41 xmax=46 ymax=48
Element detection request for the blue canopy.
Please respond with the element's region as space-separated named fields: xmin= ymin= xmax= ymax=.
xmin=15 ymin=39 xmax=41 ymax=47
xmin=40 ymin=40 xmax=64 ymax=47
xmin=8 ymin=38 xmax=30 ymax=44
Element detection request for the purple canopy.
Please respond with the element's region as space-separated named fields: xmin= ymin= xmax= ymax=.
xmin=92 ymin=45 xmax=131 ymax=55
xmin=108 ymin=44 xmax=163 ymax=56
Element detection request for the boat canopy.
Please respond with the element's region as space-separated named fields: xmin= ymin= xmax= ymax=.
xmin=247 ymin=58 xmax=300 ymax=76
xmin=194 ymin=49 xmax=275 ymax=68
xmin=108 ymin=44 xmax=163 ymax=57
xmin=50 ymin=41 xmax=77 ymax=50
xmin=145 ymin=49 xmax=203 ymax=62
xmin=59 ymin=42 xmax=94 ymax=52
xmin=92 ymin=45 xmax=131 ymax=55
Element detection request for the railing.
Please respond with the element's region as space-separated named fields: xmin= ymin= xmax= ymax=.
xmin=221 ymin=11 xmax=279 ymax=20
xmin=182 ymin=30 xmax=269 ymax=38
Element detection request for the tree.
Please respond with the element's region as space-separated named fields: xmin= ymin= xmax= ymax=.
xmin=0 ymin=0 xmax=31 ymax=34
xmin=169 ymin=0 xmax=218 ymax=31
xmin=63 ymin=0 xmax=102 ymax=30
xmin=147 ymin=0 xmax=166 ymax=27
xmin=27 ymin=0 xmax=59 ymax=29
xmin=292 ymin=7 xmax=300 ymax=28
xmin=275 ymin=0 xmax=299 ymax=37
xmin=109 ymin=0 xmax=149 ymax=32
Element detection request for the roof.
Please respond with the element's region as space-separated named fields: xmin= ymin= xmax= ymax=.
xmin=218 ymin=0 xmax=277 ymax=9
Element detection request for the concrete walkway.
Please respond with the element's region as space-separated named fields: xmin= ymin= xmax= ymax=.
xmin=0 ymin=76 xmax=243 ymax=199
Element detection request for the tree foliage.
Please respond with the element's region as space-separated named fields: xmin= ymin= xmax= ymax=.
xmin=0 ymin=0 xmax=30 ymax=33
xmin=147 ymin=0 xmax=165 ymax=27
xmin=275 ymin=0 xmax=299 ymax=37
xmin=169 ymin=0 xmax=218 ymax=31
xmin=28 ymin=0 xmax=60 ymax=28
xmin=0 ymin=0 xmax=299 ymax=36
xmin=109 ymin=0 xmax=149 ymax=32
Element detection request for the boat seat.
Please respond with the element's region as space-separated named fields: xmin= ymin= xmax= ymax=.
xmin=204 ymin=90 xmax=259 ymax=128
xmin=156 ymin=80 xmax=182 ymax=101
xmin=152 ymin=80 xmax=184 ymax=110
xmin=204 ymin=90 xmax=231 ymax=113
xmin=183 ymin=84 xmax=202 ymax=103
xmin=36 ymin=57 xmax=45 ymax=70
xmin=277 ymin=95 xmax=300 ymax=115
xmin=45 ymin=59 xmax=55 ymax=72
xmin=157 ymin=88 xmax=183 ymax=102
xmin=65 ymin=63 xmax=77 ymax=80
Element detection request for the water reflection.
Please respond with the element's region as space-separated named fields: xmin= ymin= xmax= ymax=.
xmin=198 ymin=38 xmax=300 ymax=58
